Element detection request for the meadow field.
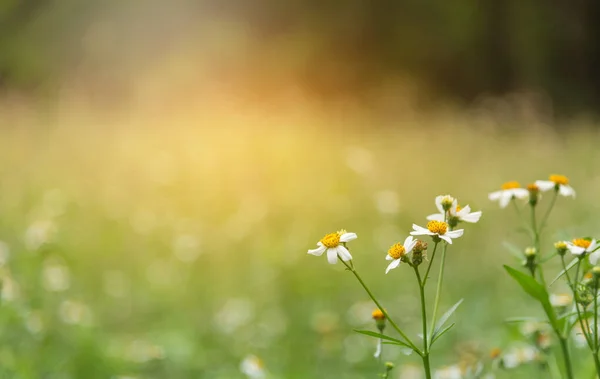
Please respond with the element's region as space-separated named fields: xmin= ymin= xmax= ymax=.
xmin=0 ymin=100 xmax=599 ymax=378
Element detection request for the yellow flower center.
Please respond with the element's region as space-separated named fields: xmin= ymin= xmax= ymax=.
xmin=321 ymin=232 xmax=341 ymax=248
xmin=527 ymin=183 xmax=539 ymax=192
xmin=572 ymin=238 xmax=591 ymax=249
xmin=501 ymin=181 xmax=521 ymax=190
xmin=490 ymin=348 xmax=502 ymax=359
xmin=427 ymin=220 xmax=448 ymax=235
xmin=372 ymin=309 xmax=385 ymax=320
xmin=455 ymin=205 xmax=462 ymax=212
xmin=549 ymin=174 xmax=569 ymax=185
xmin=387 ymin=243 xmax=406 ymax=259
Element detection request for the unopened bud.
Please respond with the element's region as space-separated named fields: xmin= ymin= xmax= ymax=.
xmin=372 ymin=309 xmax=386 ymax=332
xmin=525 ymin=247 xmax=537 ymax=258
xmin=385 ymin=362 xmax=395 ymax=370
xmin=554 ymin=241 xmax=568 ymax=256
xmin=527 ymin=184 xmax=539 ymax=206
xmin=440 ymin=195 xmax=455 ymax=211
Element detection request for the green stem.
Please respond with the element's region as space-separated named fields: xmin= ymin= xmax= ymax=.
xmin=539 ymin=190 xmax=558 ymax=234
xmin=414 ymin=267 xmax=432 ymax=379
xmin=429 ymin=242 xmax=448 ymax=338
xmin=595 ymin=282 xmax=599 ymax=353
xmin=558 ymin=336 xmax=574 ymax=379
xmin=529 ymin=204 xmax=546 ymax=286
xmin=340 ymin=260 xmax=422 ymax=355
xmin=421 ymin=242 xmax=439 ymax=288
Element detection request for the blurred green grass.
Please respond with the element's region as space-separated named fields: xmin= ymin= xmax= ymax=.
xmin=0 ymin=106 xmax=599 ymax=378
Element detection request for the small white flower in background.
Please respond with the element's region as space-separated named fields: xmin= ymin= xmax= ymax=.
xmin=24 ymin=219 xmax=57 ymax=251
xmin=58 ymin=300 xmax=93 ymax=326
xmin=240 ymin=355 xmax=266 ymax=379
xmin=501 ymin=346 xmax=538 ymax=369
xmin=535 ymin=174 xmax=575 ymax=198
xmin=427 ymin=195 xmax=482 ymax=224
xmin=434 ymin=365 xmax=462 ymax=379
xmin=42 ymin=257 xmax=71 ymax=292
xmin=488 ymin=181 xmax=529 ymax=208
xmin=385 ymin=236 xmax=417 ymax=274
xmin=411 ymin=221 xmax=463 ymax=244
xmin=567 ymin=238 xmax=598 ymax=261
xmin=0 ymin=269 xmax=20 ymax=301
xmin=308 ymin=230 xmax=356 ymax=264
xmin=550 ymin=293 xmax=572 ymax=308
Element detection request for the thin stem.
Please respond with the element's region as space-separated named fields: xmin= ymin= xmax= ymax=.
xmin=340 ymin=260 xmax=422 ymax=355
xmin=595 ymin=283 xmax=599 ymax=353
xmin=529 ymin=204 xmax=547 ymax=286
xmin=429 ymin=242 xmax=448 ymax=338
xmin=414 ymin=267 xmax=432 ymax=379
xmin=539 ymin=190 xmax=558 ymax=234
xmin=421 ymin=242 xmax=439 ymax=288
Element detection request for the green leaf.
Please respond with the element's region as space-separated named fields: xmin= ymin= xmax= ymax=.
xmin=430 ymin=323 xmax=455 ymax=346
xmin=550 ymin=258 xmax=578 ymax=286
xmin=503 ymin=265 xmax=558 ymax=329
xmin=430 ymin=299 xmax=463 ymax=345
xmin=353 ymin=330 xmax=412 ymax=349
xmin=504 ymin=317 xmax=547 ymax=324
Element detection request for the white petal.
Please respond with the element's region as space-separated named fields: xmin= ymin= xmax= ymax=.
xmin=588 ymin=240 xmax=598 ymax=253
xmin=307 ymin=244 xmax=326 ymax=256
xmin=327 ymin=248 xmax=338 ymax=264
xmin=559 ymin=185 xmax=576 ymax=198
xmin=590 ymin=251 xmax=600 ymax=265
xmin=404 ymin=236 xmax=417 ymax=253
xmin=385 ymin=259 xmax=401 ymax=274
xmin=426 ymin=213 xmax=444 ymax=221
xmin=457 ymin=205 xmax=471 ymax=216
xmin=339 ymin=232 xmax=357 ymax=242
xmin=499 ymin=193 xmax=512 ymax=208
xmin=336 ymin=245 xmax=353 ymax=261
xmin=385 ymin=254 xmax=393 ymax=261
xmin=568 ymin=244 xmax=586 ymax=256
xmin=488 ymin=191 xmax=502 ymax=201
xmin=535 ymin=180 xmax=555 ymax=191
xmin=446 ymin=229 xmax=464 ymax=238
xmin=434 ymin=196 xmax=445 ymax=214
xmin=410 ymin=224 xmax=433 ymax=236
xmin=461 ymin=211 xmax=482 ymax=223
xmin=439 ymin=234 xmax=453 ymax=244
xmin=512 ymin=188 xmax=529 ymax=199
xmin=374 ymin=339 xmax=382 ymax=358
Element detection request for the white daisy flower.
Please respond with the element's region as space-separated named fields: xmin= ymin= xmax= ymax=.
xmin=535 ymin=174 xmax=575 ymax=198
xmin=385 ymin=236 xmax=417 ymax=274
xmin=411 ymin=221 xmax=463 ymax=244
xmin=501 ymin=346 xmax=538 ymax=369
xmin=240 ymin=355 xmax=266 ymax=379
xmin=567 ymin=238 xmax=598 ymax=259
xmin=427 ymin=195 xmax=482 ymax=224
xmin=307 ymin=229 xmax=356 ymax=264
xmin=549 ymin=293 xmax=572 ymax=308
xmin=488 ymin=181 xmax=529 ymax=208
xmin=434 ymin=365 xmax=462 ymax=379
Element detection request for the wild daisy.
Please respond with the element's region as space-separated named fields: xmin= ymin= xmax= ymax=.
xmin=307 ymin=230 xmax=356 ymax=264
xmin=385 ymin=236 xmax=417 ymax=274
xmin=411 ymin=221 xmax=463 ymax=244
xmin=535 ymin=174 xmax=575 ymax=198
xmin=488 ymin=181 xmax=529 ymax=208
xmin=240 ymin=355 xmax=266 ymax=379
xmin=427 ymin=196 xmax=482 ymax=225
xmin=567 ymin=238 xmax=598 ymax=260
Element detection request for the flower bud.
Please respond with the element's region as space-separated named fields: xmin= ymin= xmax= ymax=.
xmin=440 ymin=195 xmax=455 ymax=212
xmin=385 ymin=362 xmax=394 ymax=369
xmin=524 ymin=247 xmax=537 ymax=258
xmin=554 ymin=241 xmax=568 ymax=256
xmin=411 ymin=240 xmax=427 ymax=266
xmin=372 ymin=309 xmax=386 ymax=332
xmin=527 ymin=183 xmax=539 ymax=206
xmin=592 ymin=266 xmax=600 ymax=280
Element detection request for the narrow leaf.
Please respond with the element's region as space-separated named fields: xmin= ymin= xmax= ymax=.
xmin=504 ymin=317 xmax=547 ymax=324
xmin=353 ymin=330 xmax=412 ymax=349
xmin=430 ymin=323 xmax=455 ymax=346
xmin=504 ymin=265 xmax=558 ymax=328
xmin=434 ymin=299 xmax=463 ymax=333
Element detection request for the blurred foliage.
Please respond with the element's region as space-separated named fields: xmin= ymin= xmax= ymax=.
xmin=0 ymin=103 xmax=599 ymax=377
xmin=1 ymin=0 xmax=600 ymax=115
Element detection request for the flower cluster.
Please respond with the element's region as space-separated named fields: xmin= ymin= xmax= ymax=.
xmin=488 ymin=174 xmax=575 ymax=209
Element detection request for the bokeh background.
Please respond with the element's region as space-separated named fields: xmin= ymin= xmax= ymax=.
xmin=1 ymin=1 xmax=600 ymax=378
